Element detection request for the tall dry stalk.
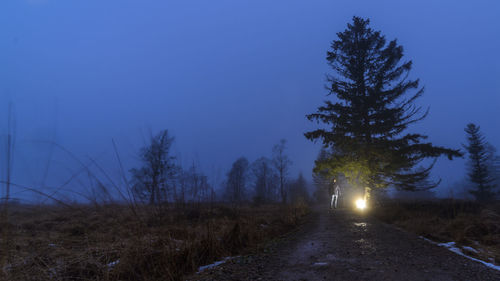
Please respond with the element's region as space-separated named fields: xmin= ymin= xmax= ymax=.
xmin=1 ymin=103 xmax=15 ymax=272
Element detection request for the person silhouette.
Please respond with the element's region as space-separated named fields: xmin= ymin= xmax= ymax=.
xmin=330 ymin=179 xmax=341 ymax=209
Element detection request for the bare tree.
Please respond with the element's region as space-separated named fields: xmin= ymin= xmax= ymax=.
xmin=1 ymin=102 xmax=15 ymax=267
xmin=175 ymin=167 xmax=187 ymax=206
xmin=289 ymin=173 xmax=310 ymax=204
xmin=184 ymin=161 xmax=212 ymax=202
xmin=186 ymin=162 xmax=200 ymax=202
xmin=179 ymin=161 xmax=212 ymax=202
xmin=251 ymin=157 xmax=278 ymax=203
xmin=130 ymin=130 xmax=177 ymax=205
xmin=198 ymin=174 xmax=211 ymax=202
xmin=224 ymin=157 xmax=249 ymax=203
xmin=272 ymin=139 xmax=292 ymax=204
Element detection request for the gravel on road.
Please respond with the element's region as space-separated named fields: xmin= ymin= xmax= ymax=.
xmin=189 ymin=207 xmax=500 ymax=281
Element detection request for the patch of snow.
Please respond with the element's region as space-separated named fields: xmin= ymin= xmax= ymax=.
xmin=436 ymin=241 xmax=500 ymax=271
xmin=418 ymin=236 xmax=436 ymax=244
xmin=462 ymin=246 xmax=479 ymax=254
xmin=437 ymin=241 xmax=455 ymax=247
xmin=107 ymin=260 xmax=120 ymax=268
xmin=197 ymin=257 xmax=235 ymax=273
xmin=312 ymin=262 xmax=329 ymax=266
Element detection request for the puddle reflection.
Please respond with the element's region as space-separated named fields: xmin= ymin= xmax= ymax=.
xmin=353 ymin=222 xmax=367 ymax=228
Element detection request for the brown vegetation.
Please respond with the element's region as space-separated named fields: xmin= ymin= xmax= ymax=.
xmin=373 ymin=199 xmax=500 ymax=265
xmin=0 ymin=203 xmax=309 ymax=281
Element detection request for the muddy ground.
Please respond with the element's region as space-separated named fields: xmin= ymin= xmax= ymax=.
xmin=189 ymin=207 xmax=500 ymax=281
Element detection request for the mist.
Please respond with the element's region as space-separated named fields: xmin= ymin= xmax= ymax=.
xmin=1 ymin=0 xmax=499 ymax=202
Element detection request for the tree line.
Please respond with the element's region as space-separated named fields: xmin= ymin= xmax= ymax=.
xmin=127 ymin=16 xmax=498 ymax=207
xmin=129 ymin=132 xmax=309 ymax=206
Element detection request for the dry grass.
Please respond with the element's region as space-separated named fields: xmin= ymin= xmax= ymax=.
xmin=0 ymin=202 xmax=309 ymax=281
xmin=374 ymin=199 xmax=500 ymax=265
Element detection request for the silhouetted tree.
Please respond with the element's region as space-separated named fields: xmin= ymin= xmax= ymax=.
xmin=224 ymin=157 xmax=249 ymax=202
xmin=184 ymin=162 xmax=212 ymax=202
xmin=175 ymin=168 xmax=187 ymax=205
xmin=305 ymin=17 xmax=461 ymax=194
xmin=463 ymin=123 xmax=495 ymax=202
xmin=186 ymin=162 xmax=200 ymax=201
xmin=312 ymin=148 xmax=332 ymax=203
xmin=486 ymin=144 xmax=500 ymax=195
xmin=289 ymin=173 xmax=310 ymax=204
xmin=130 ymin=130 xmax=177 ymax=205
xmin=272 ymin=139 xmax=292 ymax=204
xmin=251 ymin=157 xmax=278 ymax=203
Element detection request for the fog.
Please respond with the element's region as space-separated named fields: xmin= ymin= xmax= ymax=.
xmin=1 ymin=0 xmax=499 ymax=202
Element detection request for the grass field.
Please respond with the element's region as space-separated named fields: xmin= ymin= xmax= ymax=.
xmin=0 ymin=202 xmax=309 ymax=280
xmin=373 ymin=199 xmax=500 ymax=265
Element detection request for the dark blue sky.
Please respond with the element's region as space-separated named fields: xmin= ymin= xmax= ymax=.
xmin=1 ymin=0 xmax=499 ymax=200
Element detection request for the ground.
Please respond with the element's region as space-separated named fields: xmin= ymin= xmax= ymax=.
xmin=189 ymin=207 xmax=500 ymax=281
xmin=0 ymin=204 xmax=310 ymax=280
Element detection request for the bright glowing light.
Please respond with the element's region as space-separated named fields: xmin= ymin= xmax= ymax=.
xmin=355 ymin=198 xmax=366 ymax=210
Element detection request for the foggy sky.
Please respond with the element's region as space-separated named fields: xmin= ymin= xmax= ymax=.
xmin=1 ymin=0 xmax=499 ymax=201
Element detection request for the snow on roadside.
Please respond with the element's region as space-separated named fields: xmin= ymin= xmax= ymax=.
xmin=197 ymin=256 xmax=238 ymax=273
xmin=419 ymin=237 xmax=500 ymax=271
xmin=462 ymin=246 xmax=479 ymax=254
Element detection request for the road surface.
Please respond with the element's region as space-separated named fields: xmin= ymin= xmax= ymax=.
xmin=190 ymin=207 xmax=500 ymax=281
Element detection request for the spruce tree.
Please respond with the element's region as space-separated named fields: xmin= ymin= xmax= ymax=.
xmin=305 ymin=17 xmax=461 ymax=192
xmin=463 ymin=123 xmax=495 ymax=202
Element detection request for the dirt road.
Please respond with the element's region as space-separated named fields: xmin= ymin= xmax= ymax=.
xmin=190 ymin=207 xmax=500 ymax=281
